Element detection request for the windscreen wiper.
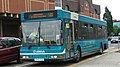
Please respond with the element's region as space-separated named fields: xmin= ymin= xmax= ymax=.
xmin=38 ymin=22 xmax=41 ymax=45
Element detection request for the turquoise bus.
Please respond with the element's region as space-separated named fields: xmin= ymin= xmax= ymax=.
xmin=20 ymin=9 xmax=108 ymax=62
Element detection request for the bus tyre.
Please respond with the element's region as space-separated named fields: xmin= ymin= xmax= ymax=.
xmin=99 ymin=45 xmax=103 ymax=54
xmin=73 ymin=47 xmax=81 ymax=62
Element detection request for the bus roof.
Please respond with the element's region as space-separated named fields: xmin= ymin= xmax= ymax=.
xmin=21 ymin=9 xmax=107 ymax=26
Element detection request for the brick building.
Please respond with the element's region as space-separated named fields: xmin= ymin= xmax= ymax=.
xmin=55 ymin=0 xmax=100 ymax=19
xmin=0 ymin=0 xmax=55 ymax=13
xmin=0 ymin=0 xmax=55 ymax=37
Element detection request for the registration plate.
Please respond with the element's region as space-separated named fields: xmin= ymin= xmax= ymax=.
xmin=34 ymin=58 xmax=44 ymax=61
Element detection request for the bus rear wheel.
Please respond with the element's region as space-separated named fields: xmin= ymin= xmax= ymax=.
xmin=99 ymin=45 xmax=103 ymax=54
xmin=73 ymin=47 xmax=81 ymax=62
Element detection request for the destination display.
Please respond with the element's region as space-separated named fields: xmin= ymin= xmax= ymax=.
xmin=24 ymin=11 xmax=57 ymax=20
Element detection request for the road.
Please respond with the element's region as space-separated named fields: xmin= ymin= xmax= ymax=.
xmin=75 ymin=52 xmax=120 ymax=67
xmin=73 ymin=42 xmax=120 ymax=67
xmin=1 ymin=42 xmax=120 ymax=67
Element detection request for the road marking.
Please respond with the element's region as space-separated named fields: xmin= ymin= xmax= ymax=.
xmin=67 ymin=48 xmax=119 ymax=67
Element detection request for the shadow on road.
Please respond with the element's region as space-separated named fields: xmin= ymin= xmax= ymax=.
xmin=0 ymin=62 xmax=22 ymax=67
xmin=24 ymin=53 xmax=104 ymax=67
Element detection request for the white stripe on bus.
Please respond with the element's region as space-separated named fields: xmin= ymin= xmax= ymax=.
xmin=20 ymin=49 xmax=66 ymax=55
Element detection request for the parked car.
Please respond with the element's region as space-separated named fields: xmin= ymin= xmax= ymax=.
xmin=111 ymin=36 xmax=120 ymax=43
xmin=0 ymin=37 xmax=21 ymax=64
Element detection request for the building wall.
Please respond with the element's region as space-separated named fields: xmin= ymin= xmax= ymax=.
xmin=62 ymin=0 xmax=78 ymax=12
xmin=48 ymin=1 xmax=55 ymax=9
xmin=0 ymin=0 xmax=3 ymax=12
xmin=62 ymin=0 xmax=100 ymax=19
xmin=0 ymin=0 xmax=55 ymax=13
xmin=30 ymin=0 xmax=45 ymax=11
xmin=0 ymin=0 xmax=55 ymax=37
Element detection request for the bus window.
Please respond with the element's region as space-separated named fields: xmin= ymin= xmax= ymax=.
xmin=22 ymin=20 xmax=62 ymax=46
xmin=82 ymin=23 xmax=88 ymax=28
xmin=90 ymin=24 xmax=93 ymax=28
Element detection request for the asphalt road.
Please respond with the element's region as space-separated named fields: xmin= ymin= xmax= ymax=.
xmin=73 ymin=42 xmax=120 ymax=67
xmin=1 ymin=42 xmax=120 ymax=67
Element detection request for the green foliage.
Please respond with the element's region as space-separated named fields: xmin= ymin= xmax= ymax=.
xmin=103 ymin=7 xmax=113 ymax=36
xmin=113 ymin=25 xmax=120 ymax=35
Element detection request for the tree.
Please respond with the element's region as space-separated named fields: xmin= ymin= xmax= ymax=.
xmin=103 ymin=7 xmax=113 ymax=36
xmin=113 ymin=25 xmax=120 ymax=35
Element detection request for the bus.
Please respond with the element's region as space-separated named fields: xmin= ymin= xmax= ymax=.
xmin=20 ymin=9 xmax=108 ymax=62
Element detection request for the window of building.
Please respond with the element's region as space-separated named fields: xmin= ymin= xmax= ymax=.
xmin=54 ymin=0 xmax=62 ymax=7
xmin=93 ymin=9 xmax=98 ymax=18
xmin=49 ymin=0 xmax=54 ymax=2
xmin=84 ymin=1 xmax=89 ymax=11
xmin=65 ymin=5 xmax=69 ymax=11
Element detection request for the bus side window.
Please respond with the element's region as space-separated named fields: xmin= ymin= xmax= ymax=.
xmin=82 ymin=23 xmax=88 ymax=28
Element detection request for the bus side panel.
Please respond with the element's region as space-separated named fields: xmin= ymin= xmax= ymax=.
xmin=74 ymin=39 xmax=108 ymax=57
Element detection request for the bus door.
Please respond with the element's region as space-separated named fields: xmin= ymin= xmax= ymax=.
xmin=65 ymin=20 xmax=74 ymax=58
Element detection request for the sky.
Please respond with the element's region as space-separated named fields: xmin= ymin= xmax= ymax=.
xmin=93 ymin=0 xmax=120 ymax=20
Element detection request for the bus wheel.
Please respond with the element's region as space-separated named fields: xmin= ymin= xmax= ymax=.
xmin=73 ymin=47 xmax=81 ymax=62
xmin=99 ymin=45 xmax=103 ymax=54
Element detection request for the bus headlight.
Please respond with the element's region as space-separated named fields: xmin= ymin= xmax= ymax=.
xmin=23 ymin=56 xmax=26 ymax=59
xmin=50 ymin=55 xmax=64 ymax=59
xmin=21 ymin=56 xmax=29 ymax=59
xmin=50 ymin=56 xmax=57 ymax=59
xmin=54 ymin=56 xmax=57 ymax=58
xmin=26 ymin=56 xmax=29 ymax=59
xmin=51 ymin=56 xmax=54 ymax=58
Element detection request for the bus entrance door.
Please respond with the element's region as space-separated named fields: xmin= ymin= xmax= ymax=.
xmin=65 ymin=22 xmax=74 ymax=59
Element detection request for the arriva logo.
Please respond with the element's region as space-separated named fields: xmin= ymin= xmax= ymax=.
xmin=33 ymin=50 xmax=45 ymax=53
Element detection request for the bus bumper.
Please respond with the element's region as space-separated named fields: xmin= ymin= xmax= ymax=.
xmin=20 ymin=55 xmax=66 ymax=62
